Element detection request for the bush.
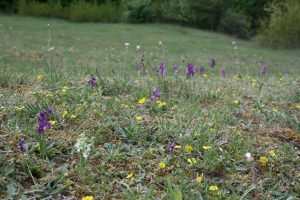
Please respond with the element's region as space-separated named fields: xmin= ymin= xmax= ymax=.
xmin=123 ymin=0 xmax=154 ymax=23
xmin=257 ymin=0 xmax=300 ymax=48
xmin=219 ymin=10 xmax=252 ymax=39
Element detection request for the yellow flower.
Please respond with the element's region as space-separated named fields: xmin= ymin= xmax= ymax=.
xmin=126 ymin=173 xmax=133 ymax=179
xmin=295 ymin=105 xmax=300 ymax=109
xmin=185 ymin=145 xmax=193 ymax=153
xmin=37 ymin=74 xmax=43 ymax=81
xmin=138 ymin=97 xmax=148 ymax=104
xmin=269 ymin=150 xmax=275 ymax=157
xmin=70 ymin=114 xmax=77 ymax=119
xmin=203 ymin=73 xmax=207 ymax=78
xmin=259 ymin=156 xmax=268 ymax=165
xmin=175 ymin=145 xmax=182 ymax=149
xmin=135 ymin=116 xmax=143 ymax=121
xmin=196 ymin=173 xmax=204 ymax=183
xmin=279 ymin=77 xmax=284 ymax=81
xmin=66 ymin=179 xmax=74 ymax=186
xmin=232 ymin=100 xmax=239 ymax=104
xmin=187 ymin=158 xmax=197 ymax=164
xmin=203 ymin=145 xmax=212 ymax=150
xmin=62 ymin=111 xmax=68 ymax=118
xmin=272 ymin=108 xmax=278 ymax=112
xmin=236 ymin=130 xmax=243 ymax=136
xmin=15 ymin=105 xmax=25 ymax=110
xmin=216 ymin=88 xmax=221 ymax=94
xmin=82 ymin=196 xmax=93 ymax=200
xmin=170 ymin=105 xmax=178 ymax=110
xmin=61 ymin=86 xmax=69 ymax=94
xmin=49 ymin=120 xmax=56 ymax=125
xmin=209 ymin=185 xmax=219 ymax=191
xmin=159 ymin=162 xmax=166 ymax=169
xmin=156 ymin=100 xmax=166 ymax=107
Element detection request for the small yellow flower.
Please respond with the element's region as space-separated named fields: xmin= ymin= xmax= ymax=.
xmin=216 ymin=88 xmax=221 ymax=94
xmin=66 ymin=179 xmax=74 ymax=186
xmin=259 ymin=156 xmax=268 ymax=165
xmin=82 ymin=196 xmax=93 ymax=200
xmin=37 ymin=74 xmax=43 ymax=81
xmin=209 ymin=185 xmax=219 ymax=191
xmin=175 ymin=145 xmax=182 ymax=149
xmin=269 ymin=150 xmax=275 ymax=157
xmin=185 ymin=145 xmax=193 ymax=153
xmin=138 ymin=97 xmax=148 ymax=104
xmin=203 ymin=145 xmax=212 ymax=150
xmin=196 ymin=173 xmax=204 ymax=183
xmin=61 ymin=86 xmax=69 ymax=94
xmin=279 ymin=77 xmax=284 ymax=81
xmin=49 ymin=120 xmax=56 ymax=125
xmin=70 ymin=114 xmax=77 ymax=119
xmin=15 ymin=105 xmax=25 ymax=110
xmin=126 ymin=173 xmax=133 ymax=179
xmin=295 ymin=105 xmax=300 ymax=109
xmin=170 ymin=105 xmax=178 ymax=110
xmin=236 ymin=130 xmax=243 ymax=136
xmin=62 ymin=111 xmax=68 ymax=118
xmin=187 ymin=158 xmax=197 ymax=164
xmin=135 ymin=116 xmax=143 ymax=121
xmin=159 ymin=162 xmax=166 ymax=169
xmin=272 ymin=108 xmax=278 ymax=112
xmin=156 ymin=100 xmax=166 ymax=107
xmin=203 ymin=73 xmax=207 ymax=78
xmin=232 ymin=100 xmax=239 ymax=104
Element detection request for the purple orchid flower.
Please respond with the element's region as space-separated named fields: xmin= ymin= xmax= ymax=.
xmin=197 ymin=66 xmax=205 ymax=74
xmin=36 ymin=109 xmax=52 ymax=134
xmin=186 ymin=63 xmax=195 ymax=78
xmin=88 ymin=76 xmax=97 ymax=87
xmin=210 ymin=58 xmax=216 ymax=68
xmin=158 ymin=62 xmax=167 ymax=76
xmin=169 ymin=142 xmax=175 ymax=152
xmin=18 ymin=139 xmax=26 ymax=154
xmin=221 ymin=68 xmax=226 ymax=77
xmin=152 ymin=87 xmax=161 ymax=100
xmin=262 ymin=65 xmax=268 ymax=76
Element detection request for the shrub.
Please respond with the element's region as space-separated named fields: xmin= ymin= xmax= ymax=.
xmin=123 ymin=0 xmax=154 ymax=23
xmin=219 ymin=9 xmax=252 ymax=39
xmin=257 ymin=0 xmax=300 ymax=48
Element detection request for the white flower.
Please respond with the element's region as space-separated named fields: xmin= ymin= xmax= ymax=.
xmin=158 ymin=41 xmax=162 ymax=46
xmin=234 ymin=46 xmax=237 ymax=50
xmin=136 ymin=45 xmax=140 ymax=50
xmin=75 ymin=134 xmax=93 ymax=160
xmin=232 ymin=41 xmax=236 ymax=45
xmin=124 ymin=42 xmax=130 ymax=46
xmin=245 ymin=152 xmax=254 ymax=162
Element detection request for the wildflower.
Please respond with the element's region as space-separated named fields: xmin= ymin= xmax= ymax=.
xmin=158 ymin=62 xmax=167 ymax=76
xmin=262 ymin=65 xmax=269 ymax=76
xmin=18 ymin=139 xmax=26 ymax=154
xmin=15 ymin=105 xmax=25 ymax=110
xmin=295 ymin=105 xmax=300 ymax=109
xmin=75 ymin=133 xmax=93 ymax=160
xmin=169 ymin=142 xmax=175 ymax=152
xmin=88 ymin=76 xmax=97 ymax=87
xmin=157 ymin=100 xmax=166 ymax=107
xmin=61 ymin=86 xmax=68 ymax=94
xmin=232 ymin=100 xmax=239 ymax=104
xmin=49 ymin=120 xmax=56 ymax=125
xmin=159 ymin=162 xmax=166 ymax=169
xmin=203 ymin=145 xmax=212 ymax=150
xmin=126 ymin=173 xmax=134 ymax=179
xmin=170 ymin=105 xmax=178 ymax=110
xmin=37 ymin=74 xmax=43 ymax=81
xmin=245 ymin=152 xmax=254 ymax=162
xmin=269 ymin=150 xmax=275 ymax=157
xmin=175 ymin=145 xmax=182 ymax=149
xmin=36 ymin=109 xmax=52 ymax=134
xmin=272 ymin=108 xmax=278 ymax=112
xmin=66 ymin=179 xmax=74 ymax=186
xmin=173 ymin=65 xmax=179 ymax=76
xmin=259 ymin=156 xmax=268 ymax=165
xmin=82 ymin=196 xmax=93 ymax=200
xmin=210 ymin=58 xmax=216 ymax=68
xmin=136 ymin=45 xmax=140 ymax=50
xmin=196 ymin=173 xmax=204 ymax=183
xmin=187 ymin=158 xmax=197 ymax=164
xmin=220 ymin=68 xmax=226 ymax=77
xmin=209 ymin=185 xmax=219 ymax=191
xmin=186 ymin=63 xmax=195 ymax=78
xmin=185 ymin=145 xmax=193 ymax=153
xmin=234 ymin=74 xmax=241 ymax=81
xmin=158 ymin=41 xmax=162 ymax=46
xmin=197 ymin=66 xmax=205 ymax=74
xmin=124 ymin=42 xmax=130 ymax=47
xmin=70 ymin=114 xmax=77 ymax=119
xmin=203 ymin=73 xmax=207 ymax=78
xmin=135 ymin=116 xmax=143 ymax=121
xmin=152 ymin=87 xmax=161 ymax=100
xmin=47 ymin=46 xmax=55 ymax=51
xmin=138 ymin=97 xmax=148 ymax=104
xmin=62 ymin=111 xmax=68 ymax=118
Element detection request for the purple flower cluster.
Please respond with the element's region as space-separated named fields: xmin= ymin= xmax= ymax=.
xmin=88 ymin=76 xmax=97 ymax=87
xmin=158 ymin=62 xmax=167 ymax=76
xmin=36 ymin=109 xmax=52 ymax=134
xmin=262 ymin=65 xmax=268 ymax=76
xmin=197 ymin=66 xmax=205 ymax=74
xmin=169 ymin=142 xmax=175 ymax=152
xmin=210 ymin=58 xmax=216 ymax=68
xmin=18 ymin=139 xmax=26 ymax=154
xmin=186 ymin=63 xmax=195 ymax=78
xmin=221 ymin=68 xmax=226 ymax=77
xmin=152 ymin=87 xmax=161 ymax=100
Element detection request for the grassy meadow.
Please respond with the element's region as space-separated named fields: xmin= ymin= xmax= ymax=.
xmin=0 ymin=15 xmax=300 ymax=199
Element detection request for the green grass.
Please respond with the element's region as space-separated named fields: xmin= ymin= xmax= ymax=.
xmin=0 ymin=15 xmax=300 ymax=199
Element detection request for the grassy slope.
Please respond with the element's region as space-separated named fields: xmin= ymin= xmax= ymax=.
xmin=0 ymin=15 xmax=300 ymax=199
